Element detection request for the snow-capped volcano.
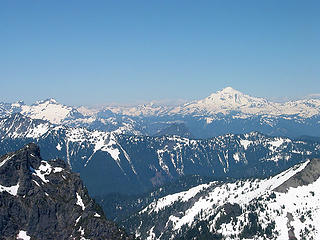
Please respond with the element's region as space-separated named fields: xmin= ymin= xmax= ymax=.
xmin=202 ymin=86 xmax=269 ymax=108
xmin=170 ymin=87 xmax=271 ymax=115
xmin=169 ymin=87 xmax=320 ymax=117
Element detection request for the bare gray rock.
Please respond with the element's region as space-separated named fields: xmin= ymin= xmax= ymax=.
xmin=274 ymin=158 xmax=320 ymax=193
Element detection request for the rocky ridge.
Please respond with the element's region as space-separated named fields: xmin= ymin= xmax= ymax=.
xmin=0 ymin=143 xmax=132 ymax=239
xmin=123 ymin=158 xmax=320 ymax=240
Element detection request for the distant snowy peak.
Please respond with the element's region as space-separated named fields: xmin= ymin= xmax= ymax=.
xmin=170 ymin=87 xmax=270 ymax=115
xmin=195 ymin=87 xmax=267 ymax=108
xmin=170 ymin=87 xmax=320 ymax=117
xmin=207 ymin=87 xmax=267 ymax=105
xmin=104 ymin=103 xmax=173 ymax=117
xmin=20 ymin=99 xmax=79 ymax=124
xmin=1 ymin=87 xmax=320 ymax=128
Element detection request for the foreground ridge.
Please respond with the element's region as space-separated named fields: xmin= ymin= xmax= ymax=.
xmin=123 ymin=158 xmax=320 ymax=240
xmin=0 ymin=143 xmax=133 ymax=240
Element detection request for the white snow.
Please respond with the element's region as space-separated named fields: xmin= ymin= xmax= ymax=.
xmin=147 ymin=226 xmax=156 ymax=240
xmin=94 ymin=213 xmax=101 ymax=217
xmin=53 ymin=167 xmax=63 ymax=173
xmin=32 ymin=180 xmax=40 ymax=187
xmin=139 ymin=159 xmax=312 ymax=239
xmin=75 ymin=216 xmax=81 ymax=225
xmin=157 ymin=149 xmax=170 ymax=174
xmin=92 ymin=132 xmax=121 ymax=162
xmin=33 ymin=161 xmax=52 ymax=183
xmin=168 ymin=87 xmax=320 ymax=118
xmin=268 ymin=138 xmax=286 ymax=150
xmin=0 ymin=155 xmax=13 ymax=168
xmin=0 ymin=182 xmax=19 ymax=196
xmin=76 ymin=192 xmax=85 ymax=210
xmin=56 ymin=143 xmax=62 ymax=151
xmin=233 ymin=152 xmax=240 ymax=162
xmin=32 ymin=161 xmax=63 ymax=183
xmin=67 ymin=128 xmax=123 ymax=168
xmin=142 ymin=183 xmax=215 ymax=214
xmin=21 ymin=99 xmax=73 ymax=124
xmin=240 ymin=139 xmax=252 ymax=150
xmin=78 ymin=226 xmax=90 ymax=240
xmin=17 ymin=230 xmax=31 ymax=240
xmin=25 ymin=123 xmax=49 ymax=138
xmin=268 ymin=177 xmax=320 ymax=239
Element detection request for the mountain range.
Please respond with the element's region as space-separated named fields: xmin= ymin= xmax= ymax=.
xmin=1 ymin=87 xmax=320 ymax=239
xmin=1 ymin=87 xmax=320 ymax=138
xmin=1 ymin=113 xmax=319 ymax=196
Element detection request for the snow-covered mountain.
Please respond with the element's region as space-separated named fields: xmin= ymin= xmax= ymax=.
xmin=170 ymin=87 xmax=320 ymax=118
xmin=1 ymin=87 xmax=320 ymax=138
xmin=95 ymin=86 xmax=320 ymax=118
xmin=0 ymin=98 xmax=79 ymax=124
xmin=170 ymin=87 xmax=271 ymax=116
xmin=1 ymin=113 xmax=319 ymax=196
xmin=123 ymin=158 xmax=320 ymax=240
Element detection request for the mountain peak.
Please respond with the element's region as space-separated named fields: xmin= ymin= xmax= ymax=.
xmin=219 ymin=86 xmax=241 ymax=94
xmin=35 ymin=98 xmax=58 ymax=105
xmin=206 ymin=87 xmax=245 ymax=100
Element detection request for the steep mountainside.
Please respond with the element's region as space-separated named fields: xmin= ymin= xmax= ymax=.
xmin=123 ymin=158 xmax=320 ymax=240
xmin=1 ymin=114 xmax=320 ymax=196
xmin=1 ymin=87 xmax=320 ymax=138
xmin=0 ymin=143 xmax=132 ymax=239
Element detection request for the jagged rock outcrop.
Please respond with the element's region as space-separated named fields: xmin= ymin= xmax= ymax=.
xmin=0 ymin=143 xmax=133 ymax=240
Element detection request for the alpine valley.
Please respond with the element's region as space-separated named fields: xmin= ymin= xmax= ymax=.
xmin=1 ymin=87 xmax=320 ymax=239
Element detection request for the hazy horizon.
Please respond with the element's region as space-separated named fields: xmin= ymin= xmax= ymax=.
xmin=2 ymin=86 xmax=320 ymax=108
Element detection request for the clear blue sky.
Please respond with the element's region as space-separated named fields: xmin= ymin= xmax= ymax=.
xmin=1 ymin=0 xmax=319 ymax=106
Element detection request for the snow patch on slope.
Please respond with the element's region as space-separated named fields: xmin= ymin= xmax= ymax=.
xmin=0 ymin=155 xmax=13 ymax=168
xmin=76 ymin=193 xmax=85 ymax=211
xmin=16 ymin=230 xmax=31 ymax=240
xmin=25 ymin=123 xmax=49 ymax=138
xmin=0 ymin=182 xmax=19 ymax=196
xmin=33 ymin=161 xmax=64 ymax=183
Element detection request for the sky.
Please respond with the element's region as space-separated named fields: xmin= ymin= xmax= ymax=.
xmin=1 ymin=0 xmax=319 ymax=106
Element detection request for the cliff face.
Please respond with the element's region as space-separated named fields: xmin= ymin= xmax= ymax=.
xmin=0 ymin=143 xmax=132 ymax=240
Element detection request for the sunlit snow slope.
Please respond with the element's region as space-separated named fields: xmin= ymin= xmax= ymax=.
xmin=125 ymin=158 xmax=320 ymax=240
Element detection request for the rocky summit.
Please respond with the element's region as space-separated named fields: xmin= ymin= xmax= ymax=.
xmin=0 ymin=143 xmax=132 ymax=240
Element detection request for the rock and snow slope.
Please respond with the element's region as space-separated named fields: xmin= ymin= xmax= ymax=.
xmin=1 ymin=114 xmax=320 ymax=196
xmin=0 ymin=143 xmax=132 ymax=239
xmin=124 ymin=158 xmax=320 ymax=240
